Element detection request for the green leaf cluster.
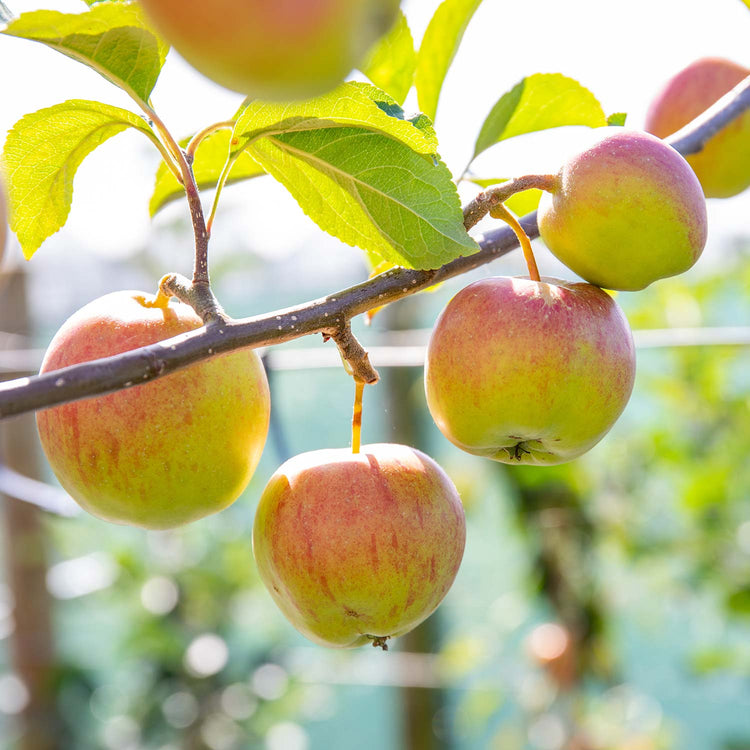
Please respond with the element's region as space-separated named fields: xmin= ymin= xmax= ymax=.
xmin=1 ymin=0 xmax=625 ymax=271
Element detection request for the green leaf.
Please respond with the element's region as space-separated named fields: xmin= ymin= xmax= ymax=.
xmin=726 ymin=587 xmax=750 ymax=618
xmin=683 ymin=462 xmax=729 ymax=511
xmin=150 ymin=130 xmax=265 ymax=216
xmin=504 ymin=188 xmax=542 ymax=218
xmin=473 ymin=73 xmax=608 ymax=159
xmin=689 ymin=648 xmax=735 ymax=675
xmin=2 ymin=3 xmax=168 ymax=108
xmin=233 ymin=81 xmax=437 ymax=156
xmin=360 ymin=11 xmax=416 ymax=106
xmin=607 ymin=112 xmax=628 ymax=127
xmin=415 ymin=0 xmax=483 ymax=122
xmin=246 ymin=127 xmax=478 ymax=269
xmin=2 ymin=100 xmax=157 ymax=258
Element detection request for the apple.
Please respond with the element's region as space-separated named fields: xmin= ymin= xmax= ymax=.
xmin=645 ymin=57 xmax=750 ymax=198
xmin=138 ymin=0 xmax=401 ymax=100
xmin=424 ymin=276 xmax=636 ymax=466
xmin=252 ymin=443 xmax=466 ymax=649
xmin=36 ymin=290 xmax=271 ymax=529
xmin=537 ymin=130 xmax=707 ymax=291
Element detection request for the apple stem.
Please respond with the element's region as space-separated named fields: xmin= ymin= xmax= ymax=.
xmin=490 ymin=203 xmax=541 ymax=282
xmin=136 ymin=286 xmax=171 ymax=310
xmin=351 ymin=379 xmax=365 ymax=454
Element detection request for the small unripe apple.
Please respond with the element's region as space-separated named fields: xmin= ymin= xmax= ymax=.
xmin=36 ymin=291 xmax=271 ymax=529
xmin=645 ymin=57 xmax=750 ymax=198
xmin=253 ymin=443 xmax=466 ymax=649
xmin=138 ymin=0 xmax=401 ymax=100
xmin=424 ymin=277 xmax=635 ymax=466
xmin=537 ymin=130 xmax=707 ymax=291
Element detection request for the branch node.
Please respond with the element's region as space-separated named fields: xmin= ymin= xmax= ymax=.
xmin=158 ymin=274 xmax=228 ymax=326
xmin=325 ymin=323 xmax=379 ymax=385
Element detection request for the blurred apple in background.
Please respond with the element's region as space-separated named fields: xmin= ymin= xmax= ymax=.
xmin=645 ymin=57 xmax=750 ymax=198
xmin=138 ymin=0 xmax=401 ymax=100
xmin=526 ymin=622 xmax=578 ymax=688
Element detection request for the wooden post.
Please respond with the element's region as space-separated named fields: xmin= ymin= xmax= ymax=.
xmin=0 ymin=268 xmax=61 ymax=750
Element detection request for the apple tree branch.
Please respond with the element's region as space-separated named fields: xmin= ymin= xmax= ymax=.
xmin=1 ymin=75 xmax=749 ymax=421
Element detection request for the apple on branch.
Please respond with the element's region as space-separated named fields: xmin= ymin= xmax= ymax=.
xmin=537 ymin=130 xmax=707 ymax=291
xmin=424 ymin=276 xmax=636 ymax=466
xmin=36 ymin=290 xmax=271 ymax=529
xmin=253 ymin=443 xmax=466 ymax=649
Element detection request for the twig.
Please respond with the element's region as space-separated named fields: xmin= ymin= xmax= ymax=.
xmin=143 ymin=106 xmax=211 ymax=285
xmin=324 ymin=323 xmax=379 ymax=385
xmin=0 ymin=217 xmax=531 ymax=419
xmin=462 ymin=174 xmax=556 ymax=230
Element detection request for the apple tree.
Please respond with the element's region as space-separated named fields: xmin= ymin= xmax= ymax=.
xmin=1 ymin=0 xmax=750 ymax=748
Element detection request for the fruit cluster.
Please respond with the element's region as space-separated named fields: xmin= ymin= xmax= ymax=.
xmin=34 ymin=51 xmax=749 ymax=651
xmin=424 ymin=51 xmax=750 ymax=469
xmin=426 ymin=128 xmax=708 ymax=466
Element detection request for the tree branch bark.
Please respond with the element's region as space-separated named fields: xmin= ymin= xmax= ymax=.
xmin=666 ymin=74 xmax=750 ymax=156
xmin=1 ymin=75 xmax=749 ymax=421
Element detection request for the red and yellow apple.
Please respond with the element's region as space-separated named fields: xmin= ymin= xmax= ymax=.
xmin=252 ymin=443 xmax=466 ymax=649
xmin=139 ymin=0 xmax=401 ymax=100
xmin=424 ymin=276 xmax=636 ymax=466
xmin=645 ymin=57 xmax=750 ymax=198
xmin=537 ymin=130 xmax=707 ymax=291
xmin=36 ymin=290 xmax=271 ymax=529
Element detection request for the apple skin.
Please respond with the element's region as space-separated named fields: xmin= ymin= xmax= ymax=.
xmin=252 ymin=443 xmax=466 ymax=649
xmin=139 ymin=0 xmax=401 ymax=100
xmin=537 ymin=130 xmax=707 ymax=291
xmin=424 ymin=277 xmax=635 ymax=466
xmin=36 ymin=291 xmax=271 ymax=530
xmin=645 ymin=57 xmax=750 ymax=198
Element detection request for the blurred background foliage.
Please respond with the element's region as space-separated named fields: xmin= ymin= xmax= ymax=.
xmin=1 ymin=211 xmax=750 ymax=750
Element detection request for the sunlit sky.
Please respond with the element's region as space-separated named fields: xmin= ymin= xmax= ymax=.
xmin=1 ymin=0 xmax=749 ymax=264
